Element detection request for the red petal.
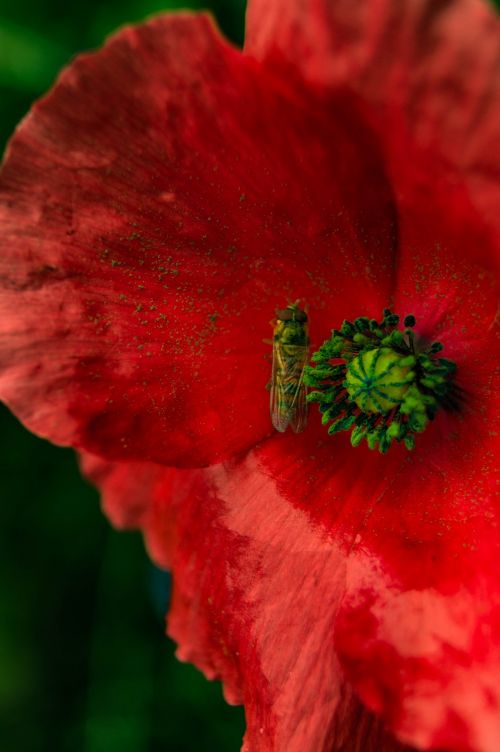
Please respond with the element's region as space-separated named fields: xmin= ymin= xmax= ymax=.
xmin=85 ymin=309 xmax=500 ymax=752
xmin=390 ymin=134 xmax=498 ymax=379
xmin=174 ymin=437 xmax=499 ymax=750
xmin=0 ymin=12 xmax=395 ymax=467
xmin=246 ymin=0 xmax=500 ymax=264
xmin=84 ymin=451 xmax=418 ymax=751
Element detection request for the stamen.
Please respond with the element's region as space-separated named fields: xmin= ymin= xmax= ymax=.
xmin=304 ymin=310 xmax=457 ymax=453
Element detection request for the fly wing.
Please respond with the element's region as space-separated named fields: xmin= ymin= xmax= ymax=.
xmin=270 ymin=342 xmax=308 ymax=433
xmin=270 ymin=340 xmax=292 ymax=432
xmin=290 ymin=376 xmax=308 ymax=434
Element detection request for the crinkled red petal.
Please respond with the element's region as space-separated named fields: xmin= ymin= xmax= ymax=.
xmin=0 ymin=12 xmax=395 ymax=467
xmin=169 ymin=421 xmax=500 ymax=751
xmin=84 ymin=285 xmax=499 ymax=752
xmin=246 ymin=0 xmax=500 ymax=268
xmin=83 ymin=452 xmax=419 ymax=752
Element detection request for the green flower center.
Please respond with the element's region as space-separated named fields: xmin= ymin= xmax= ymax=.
xmin=345 ymin=347 xmax=414 ymax=413
xmin=304 ymin=310 xmax=457 ymax=453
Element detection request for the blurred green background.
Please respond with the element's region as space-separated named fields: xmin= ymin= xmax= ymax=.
xmin=0 ymin=1 xmax=246 ymax=751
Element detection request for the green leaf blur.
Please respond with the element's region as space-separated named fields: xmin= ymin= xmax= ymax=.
xmin=0 ymin=1 xmax=246 ymax=750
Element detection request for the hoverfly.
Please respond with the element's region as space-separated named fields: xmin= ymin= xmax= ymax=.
xmin=270 ymin=302 xmax=310 ymax=433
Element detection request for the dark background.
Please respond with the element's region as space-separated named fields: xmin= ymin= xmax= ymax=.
xmin=0 ymin=1 xmax=246 ymax=750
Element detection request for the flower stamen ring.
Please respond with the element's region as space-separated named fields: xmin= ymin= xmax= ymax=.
xmin=304 ymin=310 xmax=457 ymax=453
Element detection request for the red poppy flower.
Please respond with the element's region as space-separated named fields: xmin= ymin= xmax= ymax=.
xmin=0 ymin=1 xmax=499 ymax=750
